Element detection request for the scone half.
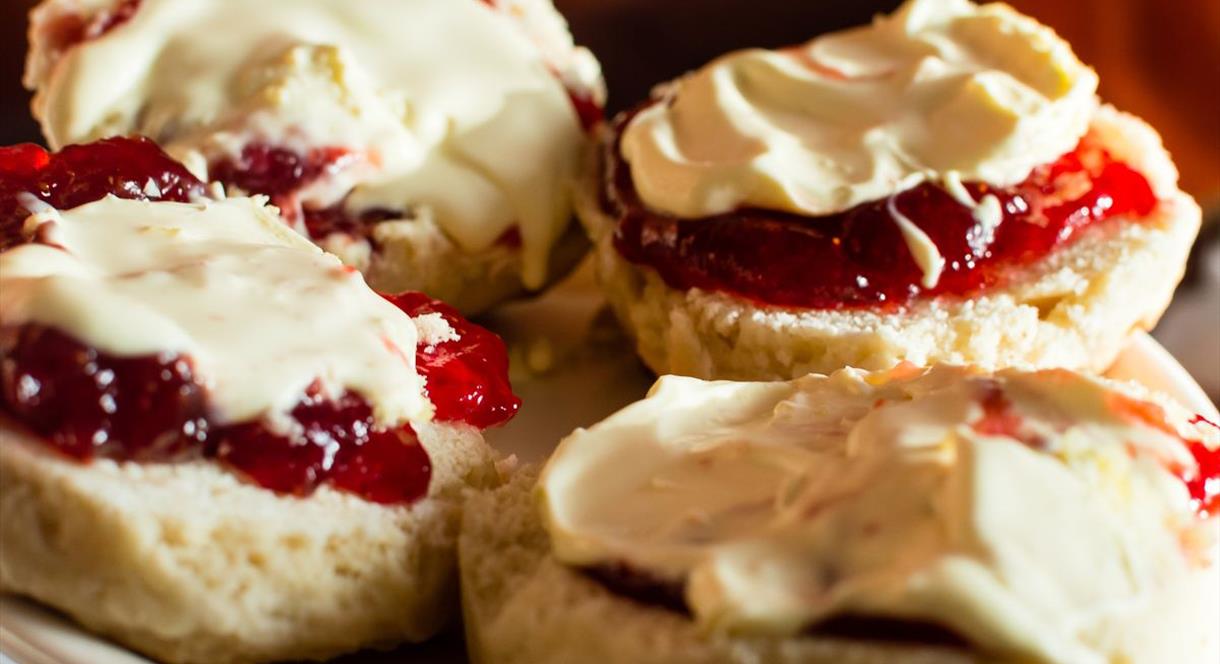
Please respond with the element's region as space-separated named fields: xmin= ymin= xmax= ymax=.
xmin=460 ymin=366 xmax=1220 ymax=664
xmin=578 ymin=107 xmax=1200 ymax=380
xmin=25 ymin=0 xmax=606 ymax=315
xmin=576 ymin=0 xmax=1202 ymax=380
xmin=461 ymin=471 xmax=982 ymax=664
xmin=0 ymin=138 xmax=521 ymax=663
xmin=1 ymin=419 xmax=497 ymax=664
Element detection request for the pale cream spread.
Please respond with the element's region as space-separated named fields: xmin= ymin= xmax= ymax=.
xmin=28 ymin=0 xmax=603 ymax=289
xmin=0 ymin=196 xmax=434 ymax=429
xmin=539 ymin=366 xmax=1220 ymax=664
xmin=620 ymin=0 xmax=1098 ymax=288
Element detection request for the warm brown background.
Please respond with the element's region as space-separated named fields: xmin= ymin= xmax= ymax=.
xmin=2 ymin=0 xmax=1217 ymax=203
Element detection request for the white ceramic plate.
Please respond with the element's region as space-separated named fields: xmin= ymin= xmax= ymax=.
xmin=2 ymin=262 xmax=1216 ymax=664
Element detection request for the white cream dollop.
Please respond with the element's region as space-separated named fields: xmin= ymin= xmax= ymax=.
xmin=0 ymin=196 xmax=434 ymax=429
xmin=539 ymin=366 xmax=1219 ymax=664
xmin=620 ymin=0 xmax=1097 ymax=222
xmin=28 ymin=0 xmax=603 ymax=289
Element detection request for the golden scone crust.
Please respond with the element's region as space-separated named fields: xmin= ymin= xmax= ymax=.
xmin=459 ymin=470 xmax=989 ymax=664
xmin=575 ymin=107 xmax=1201 ymax=380
xmin=0 ymin=419 xmax=499 ymax=664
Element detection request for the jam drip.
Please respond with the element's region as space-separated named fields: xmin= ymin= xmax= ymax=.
xmin=0 ymin=138 xmax=205 ymax=250
xmin=0 ymin=140 xmax=519 ymax=505
xmin=604 ymin=107 xmax=1158 ymax=310
xmin=384 ymin=292 xmax=521 ymax=429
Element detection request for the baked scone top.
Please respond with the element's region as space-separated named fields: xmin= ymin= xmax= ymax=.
xmin=621 ymin=0 xmax=1097 ymax=221
xmin=539 ymin=365 xmax=1220 ymax=664
xmin=27 ymin=0 xmax=603 ymax=289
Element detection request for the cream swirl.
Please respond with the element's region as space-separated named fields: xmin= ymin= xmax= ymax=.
xmin=540 ymin=366 xmax=1219 ymax=664
xmin=0 ymin=196 xmax=433 ymax=429
xmin=27 ymin=0 xmax=603 ymax=289
xmin=620 ymin=0 xmax=1098 ymax=221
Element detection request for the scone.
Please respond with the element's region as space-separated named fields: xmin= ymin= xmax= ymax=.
xmin=576 ymin=0 xmax=1201 ymax=379
xmin=25 ymin=0 xmax=605 ymax=314
xmin=0 ymin=138 xmax=519 ymax=663
xmin=461 ymin=365 xmax=1220 ymax=664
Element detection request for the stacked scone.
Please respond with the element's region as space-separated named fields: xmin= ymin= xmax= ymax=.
xmin=0 ymin=137 xmax=517 ymax=663
xmin=25 ymin=0 xmax=605 ymax=314
xmin=461 ymin=365 xmax=1220 ymax=664
xmin=576 ymin=0 xmax=1200 ymax=380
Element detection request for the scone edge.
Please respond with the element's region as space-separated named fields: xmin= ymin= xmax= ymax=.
xmin=458 ymin=469 xmax=985 ymax=664
xmin=0 ymin=418 xmax=500 ymax=664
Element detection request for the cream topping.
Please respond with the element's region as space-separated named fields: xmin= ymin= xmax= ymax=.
xmin=0 ymin=196 xmax=433 ymax=429
xmin=619 ymin=0 xmax=1097 ymax=287
xmin=539 ymin=366 xmax=1219 ymax=664
xmin=29 ymin=0 xmax=603 ymax=289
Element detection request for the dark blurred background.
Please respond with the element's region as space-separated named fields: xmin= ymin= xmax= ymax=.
xmin=1 ymin=0 xmax=1216 ymax=396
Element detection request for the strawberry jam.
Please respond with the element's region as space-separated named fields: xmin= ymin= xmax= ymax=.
xmin=206 ymin=143 xmax=395 ymax=243
xmin=0 ymin=139 xmax=518 ymax=504
xmin=1183 ymin=416 xmax=1220 ymax=518
xmin=603 ymin=106 xmax=1158 ymax=310
xmin=0 ymin=138 xmax=205 ymax=250
xmin=0 ymin=299 xmax=513 ymax=504
xmin=384 ymin=292 xmax=520 ymax=429
xmin=38 ymin=0 xmax=141 ymax=60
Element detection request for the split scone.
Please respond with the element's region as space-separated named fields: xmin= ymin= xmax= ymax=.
xmin=576 ymin=0 xmax=1201 ymax=380
xmin=0 ymin=138 xmax=519 ymax=663
xmin=461 ymin=365 xmax=1220 ymax=664
xmin=25 ymin=0 xmax=605 ymax=314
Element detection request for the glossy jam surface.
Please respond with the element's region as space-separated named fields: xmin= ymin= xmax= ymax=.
xmin=216 ymin=387 xmax=432 ymax=504
xmin=384 ymin=291 xmax=520 ymax=429
xmin=0 ymin=140 xmax=519 ymax=504
xmin=0 ymin=325 xmax=208 ymax=460
xmin=604 ymin=109 xmax=1159 ymax=310
xmin=0 ymin=138 xmax=205 ymax=250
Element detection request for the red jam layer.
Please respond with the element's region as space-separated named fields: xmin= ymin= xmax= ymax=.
xmin=0 ymin=138 xmax=205 ymax=250
xmin=0 ymin=140 xmax=519 ymax=504
xmin=38 ymin=0 xmax=140 ymax=62
xmin=0 ymin=326 xmax=433 ymax=504
xmin=0 ymin=299 xmax=516 ymax=504
xmin=603 ymin=108 xmax=1159 ymax=310
xmin=1107 ymin=394 xmax=1220 ymax=520
xmin=384 ymin=292 xmax=520 ymax=429
xmin=1184 ymin=416 xmax=1220 ymax=518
